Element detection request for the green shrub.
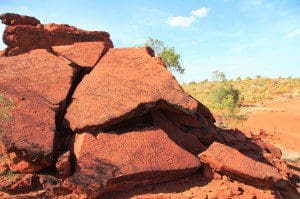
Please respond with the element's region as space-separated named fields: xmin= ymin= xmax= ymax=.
xmin=0 ymin=93 xmax=14 ymax=122
xmin=211 ymin=85 xmax=240 ymax=115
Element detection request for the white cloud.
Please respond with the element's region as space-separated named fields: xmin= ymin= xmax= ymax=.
xmin=168 ymin=16 xmax=195 ymax=27
xmin=168 ymin=7 xmax=209 ymax=27
xmin=191 ymin=7 xmax=209 ymax=17
xmin=284 ymin=29 xmax=300 ymax=39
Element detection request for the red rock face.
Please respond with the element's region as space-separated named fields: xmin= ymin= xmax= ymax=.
xmin=0 ymin=49 xmax=74 ymax=173
xmin=199 ymin=142 xmax=282 ymax=187
xmin=0 ymin=13 xmax=41 ymax=26
xmin=52 ymin=42 xmax=106 ymax=67
xmin=0 ymin=13 xmax=113 ymax=56
xmin=66 ymin=47 xmax=214 ymax=131
xmin=0 ymin=49 xmax=73 ymax=106
xmin=63 ymin=127 xmax=201 ymax=197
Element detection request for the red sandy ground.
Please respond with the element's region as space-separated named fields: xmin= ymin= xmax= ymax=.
xmin=240 ymin=98 xmax=300 ymax=151
xmin=108 ymin=171 xmax=275 ymax=199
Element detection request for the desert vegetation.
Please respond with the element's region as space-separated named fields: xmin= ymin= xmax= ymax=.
xmin=183 ymin=73 xmax=300 ymax=126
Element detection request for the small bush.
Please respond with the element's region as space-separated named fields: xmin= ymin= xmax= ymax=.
xmin=211 ymin=85 xmax=240 ymax=115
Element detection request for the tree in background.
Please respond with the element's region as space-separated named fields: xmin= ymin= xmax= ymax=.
xmin=143 ymin=37 xmax=185 ymax=74
xmin=212 ymin=70 xmax=226 ymax=82
xmin=210 ymin=71 xmax=240 ymax=119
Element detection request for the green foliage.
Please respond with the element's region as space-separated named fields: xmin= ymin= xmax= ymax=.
xmin=211 ymin=86 xmax=240 ymax=115
xmin=183 ymin=76 xmax=300 ymax=106
xmin=0 ymin=93 xmax=14 ymax=122
xmin=143 ymin=37 xmax=185 ymax=74
xmin=182 ymin=73 xmax=300 ymax=127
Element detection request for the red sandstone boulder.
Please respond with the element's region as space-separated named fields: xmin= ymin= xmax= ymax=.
xmin=0 ymin=13 xmax=40 ymax=26
xmin=52 ymin=42 xmax=106 ymax=67
xmin=0 ymin=49 xmax=73 ymax=107
xmin=66 ymin=47 xmax=215 ymax=131
xmin=0 ymin=89 xmax=56 ymax=173
xmin=0 ymin=49 xmax=74 ymax=173
xmin=199 ymin=142 xmax=282 ymax=187
xmin=0 ymin=13 xmax=113 ymax=56
xmin=63 ymin=127 xmax=201 ymax=197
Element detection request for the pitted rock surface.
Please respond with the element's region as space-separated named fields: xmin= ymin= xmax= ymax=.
xmin=66 ymin=47 xmax=214 ymax=131
xmin=0 ymin=89 xmax=55 ymax=173
xmin=52 ymin=42 xmax=106 ymax=67
xmin=63 ymin=127 xmax=201 ymax=197
xmin=0 ymin=49 xmax=73 ymax=172
xmin=0 ymin=49 xmax=73 ymax=106
xmin=199 ymin=142 xmax=282 ymax=187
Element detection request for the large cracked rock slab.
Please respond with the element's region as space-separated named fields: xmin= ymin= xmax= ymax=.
xmin=0 ymin=49 xmax=74 ymax=173
xmin=52 ymin=42 xmax=106 ymax=67
xmin=63 ymin=127 xmax=201 ymax=197
xmin=0 ymin=89 xmax=55 ymax=173
xmin=0 ymin=13 xmax=113 ymax=56
xmin=199 ymin=142 xmax=282 ymax=187
xmin=66 ymin=47 xmax=214 ymax=131
xmin=0 ymin=49 xmax=73 ymax=107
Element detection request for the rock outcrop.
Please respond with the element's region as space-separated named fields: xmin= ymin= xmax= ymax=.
xmin=0 ymin=13 xmax=299 ymax=198
xmin=65 ymin=47 xmax=214 ymax=131
xmin=0 ymin=13 xmax=113 ymax=56
xmin=64 ymin=127 xmax=200 ymax=197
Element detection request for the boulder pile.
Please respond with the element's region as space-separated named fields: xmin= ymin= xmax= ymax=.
xmin=0 ymin=13 xmax=299 ymax=198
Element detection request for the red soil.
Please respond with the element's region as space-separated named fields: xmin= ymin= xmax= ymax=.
xmin=241 ymin=98 xmax=300 ymax=151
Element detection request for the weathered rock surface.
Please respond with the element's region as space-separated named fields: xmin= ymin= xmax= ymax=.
xmin=52 ymin=42 xmax=106 ymax=67
xmin=66 ymin=47 xmax=214 ymax=131
xmin=151 ymin=110 xmax=206 ymax=155
xmin=1 ymin=12 xmax=297 ymax=199
xmin=0 ymin=49 xmax=74 ymax=173
xmin=0 ymin=13 xmax=41 ymax=26
xmin=63 ymin=127 xmax=201 ymax=197
xmin=199 ymin=142 xmax=282 ymax=187
xmin=0 ymin=13 xmax=113 ymax=56
xmin=0 ymin=49 xmax=73 ymax=106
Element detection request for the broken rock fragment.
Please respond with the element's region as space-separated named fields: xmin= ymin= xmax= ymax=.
xmin=52 ymin=42 xmax=106 ymax=67
xmin=199 ymin=142 xmax=282 ymax=187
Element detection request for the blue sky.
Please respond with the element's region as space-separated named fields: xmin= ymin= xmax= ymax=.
xmin=0 ymin=0 xmax=300 ymax=82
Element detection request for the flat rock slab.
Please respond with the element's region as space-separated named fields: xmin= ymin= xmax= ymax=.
xmin=52 ymin=42 xmax=106 ymax=67
xmin=0 ymin=89 xmax=56 ymax=173
xmin=199 ymin=142 xmax=282 ymax=187
xmin=66 ymin=47 xmax=212 ymax=131
xmin=64 ymin=127 xmax=201 ymax=197
xmin=0 ymin=49 xmax=73 ymax=107
xmin=0 ymin=49 xmax=74 ymax=173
